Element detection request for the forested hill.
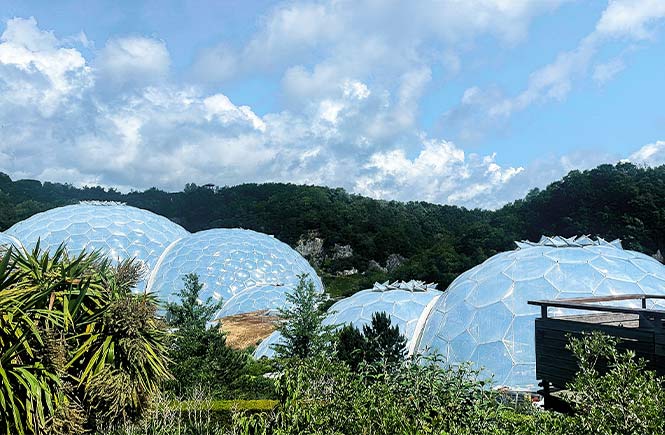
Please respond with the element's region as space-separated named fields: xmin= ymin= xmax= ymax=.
xmin=1 ymin=162 xmax=664 ymax=291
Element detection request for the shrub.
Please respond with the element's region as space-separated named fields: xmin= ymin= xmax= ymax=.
xmin=566 ymin=331 xmax=665 ymax=435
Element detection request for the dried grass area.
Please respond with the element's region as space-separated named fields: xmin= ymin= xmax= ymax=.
xmin=218 ymin=310 xmax=280 ymax=350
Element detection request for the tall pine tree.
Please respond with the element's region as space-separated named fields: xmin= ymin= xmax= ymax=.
xmin=273 ymin=275 xmax=335 ymax=359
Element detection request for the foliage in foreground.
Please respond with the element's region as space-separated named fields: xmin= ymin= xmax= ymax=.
xmin=336 ymin=311 xmax=407 ymax=370
xmin=100 ymin=332 xmax=665 ymax=435
xmin=165 ymin=274 xmax=248 ymax=398
xmin=0 ymin=245 xmax=170 ymax=434
xmin=272 ymin=275 xmax=335 ymax=359
xmin=567 ymin=331 xmax=665 ymax=435
xmin=229 ymin=332 xmax=665 ymax=435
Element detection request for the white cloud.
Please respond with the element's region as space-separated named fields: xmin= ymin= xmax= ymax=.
xmin=445 ymin=0 xmax=665 ymax=136
xmin=596 ymin=0 xmax=665 ymax=39
xmin=194 ymin=0 xmax=569 ymax=93
xmin=0 ymin=17 xmax=91 ymax=116
xmin=190 ymin=43 xmax=237 ymax=83
xmin=593 ymin=57 xmax=626 ymax=84
xmin=627 ymin=140 xmax=665 ymax=166
xmin=2 ymin=11 xmax=662 ymax=212
xmin=354 ymin=139 xmax=524 ymax=207
xmin=96 ymin=36 xmax=170 ymax=87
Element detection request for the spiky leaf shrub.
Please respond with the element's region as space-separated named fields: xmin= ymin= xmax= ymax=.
xmin=0 ymin=245 xmax=170 ymax=434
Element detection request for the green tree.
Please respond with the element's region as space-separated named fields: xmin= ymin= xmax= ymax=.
xmin=336 ymin=324 xmax=366 ymax=370
xmin=165 ymin=273 xmax=247 ymax=397
xmin=273 ymin=275 xmax=334 ymax=359
xmin=362 ymin=311 xmax=407 ymax=366
xmin=165 ymin=273 xmax=220 ymax=329
xmin=336 ymin=312 xmax=407 ymax=370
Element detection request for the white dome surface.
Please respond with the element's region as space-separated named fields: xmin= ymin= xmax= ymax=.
xmin=147 ymin=228 xmax=323 ymax=315
xmin=6 ymin=203 xmax=189 ymax=290
xmin=415 ymin=236 xmax=665 ymax=391
xmin=323 ymin=281 xmax=442 ymax=352
xmin=217 ymin=284 xmax=291 ymax=318
xmin=254 ymin=330 xmax=283 ymax=359
xmin=254 ymin=281 xmax=442 ymax=359
xmin=0 ymin=233 xmax=23 ymax=249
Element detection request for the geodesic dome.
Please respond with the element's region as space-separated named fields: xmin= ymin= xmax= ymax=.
xmin=0 ymin=233 xmax=22 ymax=250
xmin=146 ymin=228 xmax=324 ymax=315
xmin=415 ymin=235 xmax=665 ymax=391
xmin=323 ymin=280 xmax=442 ymax=353
xmin=253 ymin=281 xmax=442 ymax=359
xmin=254 ymin=329 xmax=283 ymax=359
xmin=6 ymin=203 xmax=189 ymax=290
xmin=217 ymin=284 xmax=291 ymax=318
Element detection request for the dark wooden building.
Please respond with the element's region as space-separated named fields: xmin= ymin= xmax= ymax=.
xmin=528 ymin=294 xmax=665 ymax=409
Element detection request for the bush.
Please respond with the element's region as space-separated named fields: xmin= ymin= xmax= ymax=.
xmin=0 ymin=246 xmax=170 ymax=434
xmin=566 ymin=331 xmax=665 ymax=435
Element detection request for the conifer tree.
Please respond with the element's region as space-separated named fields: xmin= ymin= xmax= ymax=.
xmin=273 ymin=274 xmax=335 ymax=359
xmin=165 ymin=273 xmax=247 ymax=396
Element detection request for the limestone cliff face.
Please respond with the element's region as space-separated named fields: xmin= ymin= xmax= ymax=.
xmin=295 ymin=231 xmax=325 ymax=265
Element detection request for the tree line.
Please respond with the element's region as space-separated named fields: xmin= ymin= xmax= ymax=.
xmin=1 ymin=162 xmax=663 ymax=290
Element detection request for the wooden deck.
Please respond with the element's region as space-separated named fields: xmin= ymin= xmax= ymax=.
xmin=528 ymin=294 xmax=665 ymax=409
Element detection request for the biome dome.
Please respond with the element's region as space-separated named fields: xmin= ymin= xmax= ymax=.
xmin=0 ymin=233 xmax=22 ymax=250
xmin=217 ymin=284 xmax=292 ymax=318
xmin=6 ymin=202 xmax=189 ymax=290
xmin=415 ymin=235 xmax=665 ymax=391
xmin=323 ymin=280 xmax=442 ymax=353
xmin=254 ymin=280 xmax=442 ymax=359
xmin=5 ymin=204 xmax=322 ymax=317
xmin=146 ymin=228 xmax=324 ymax=318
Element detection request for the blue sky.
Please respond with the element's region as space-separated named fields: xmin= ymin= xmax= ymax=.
xmin=0 ymin=0 xmax=664 ymax=208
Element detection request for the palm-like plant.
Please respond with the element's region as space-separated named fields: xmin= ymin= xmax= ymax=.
xmin=0 ymin=243 xmax=171 ymax=434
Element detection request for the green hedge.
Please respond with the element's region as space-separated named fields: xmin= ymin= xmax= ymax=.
xmin=174 ymin=399 xmax=278 ymax=412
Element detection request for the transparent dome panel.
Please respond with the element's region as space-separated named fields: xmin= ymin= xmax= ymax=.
xmin=417 ymin=236 xmax=665 ymax=391
xmin=7 ymin=204 xmax=189 ymax=291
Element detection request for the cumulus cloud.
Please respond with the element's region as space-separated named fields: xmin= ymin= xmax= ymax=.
xmin=0 ymin=17 xmax=91 ymax=116
xmin=1 ymin=8 xmax=662 ymax=211
xmin=0 ymin=15 xmax=521 ymax=209
xmin=95 ymin=36 xmax=170 ymax=87
xmin=355 ymin=140 xmax=523 ymax=208
xmin=627 ymin=141 xmax=665 ymax=166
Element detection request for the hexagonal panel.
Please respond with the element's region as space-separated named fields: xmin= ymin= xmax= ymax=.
xmin=418 ymin=237 xmax=665 ymax=391
xmin=591 ymin=256 xmax=647 ymax=282
xmin=6 ymin=204 xmax=189 ymax=291
xmin=545 ymin=263 xmax=604 ymax=293
xmin=503 ymin=255 xmax=554 ymax=280
xmin=148 ymin=228 xmax=323 ymax=311
xmin=469 ymin=303 xmax=513 ymax=344
xmin=467 ymin=274 xmax=514 ymax=308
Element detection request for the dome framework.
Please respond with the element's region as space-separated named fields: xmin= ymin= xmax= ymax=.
xmin=415 ymin=235 xmax=665 ymax=391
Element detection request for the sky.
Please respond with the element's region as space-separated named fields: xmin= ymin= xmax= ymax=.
xmin=0 ymin=0 xmax=664 ymax=209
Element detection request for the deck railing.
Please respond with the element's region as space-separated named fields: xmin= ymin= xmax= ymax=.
xmin=527 ymin=294 xmax=665 ymax=402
